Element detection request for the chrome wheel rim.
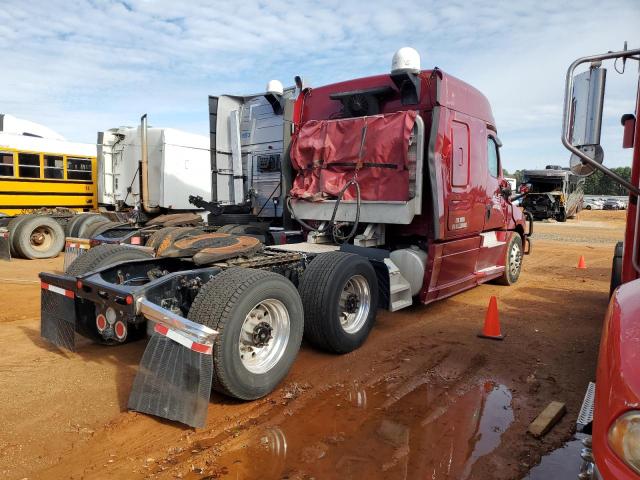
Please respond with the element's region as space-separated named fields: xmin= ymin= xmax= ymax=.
xmin=339 ymin=275 xmax=371 ymax=334
xmin=239 ymin=299 xmax=290 ymax=374
xmin=509 ymin=241 xmax=522 ymax=277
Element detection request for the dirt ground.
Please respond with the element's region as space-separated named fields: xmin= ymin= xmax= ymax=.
xmin=0 ymin=210 xmax=627 ymax=480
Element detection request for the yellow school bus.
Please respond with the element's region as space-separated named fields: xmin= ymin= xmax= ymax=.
xmin=0 ymin=132 xmax=97 ymax=216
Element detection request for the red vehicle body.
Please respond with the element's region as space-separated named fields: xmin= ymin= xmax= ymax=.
xmin=289 ymin=68 xmax=530 ymax=303
xmin=564 ymin=46 xmax=640 ymax=480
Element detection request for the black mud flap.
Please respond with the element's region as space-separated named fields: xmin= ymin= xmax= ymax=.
xmin=40 ymin=285 xmax=77 ymax=350
xmin=128 ymin=334 xmax=213 ymax=428
xmin=0 ymin=229 xmax=10 ymax=261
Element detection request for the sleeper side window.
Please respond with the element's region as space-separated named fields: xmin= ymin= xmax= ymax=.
xmin=487 ymin=137 xmax=500 ymax=178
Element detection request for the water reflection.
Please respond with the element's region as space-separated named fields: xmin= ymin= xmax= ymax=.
xmin=203 ymin=379 xmax=514 ymax=479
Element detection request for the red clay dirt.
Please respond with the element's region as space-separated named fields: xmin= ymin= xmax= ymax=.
xmin=0 ymin=209 xmax=626 ymax=479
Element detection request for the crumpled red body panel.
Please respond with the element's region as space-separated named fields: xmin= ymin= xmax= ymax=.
xmin=290 ymin=110 xmax=417 ymax=201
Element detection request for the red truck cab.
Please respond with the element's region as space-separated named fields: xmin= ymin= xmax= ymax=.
xmin=288 ymin=51 xmax=530 ymax=306
xmin=561 ymin=45 xmax=640 ymax=480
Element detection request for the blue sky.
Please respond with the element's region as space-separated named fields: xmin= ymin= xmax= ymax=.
xmin=0 ymin=0 xmax=638 ymax=172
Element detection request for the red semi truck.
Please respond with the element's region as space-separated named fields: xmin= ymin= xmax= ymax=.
xmin=39 ymin=48 xmax=530 ymax=427
xmin=561 ymin=45 xmax=640 ymax=480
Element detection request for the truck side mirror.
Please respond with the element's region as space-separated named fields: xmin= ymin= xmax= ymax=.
xmin=567 ymin=67 xmax=607 ymax=177
xmin=622 ymin=113 xmax=636 ymax=149
xmin=570 ymin=67 xmax=606 ymax=148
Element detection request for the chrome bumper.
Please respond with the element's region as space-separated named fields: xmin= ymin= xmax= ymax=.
xmin=137 ymin=297 xmax=218 ymax=351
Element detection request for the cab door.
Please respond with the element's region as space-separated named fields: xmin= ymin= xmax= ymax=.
xmin=483 ymin=135 xmax=507 ymax=231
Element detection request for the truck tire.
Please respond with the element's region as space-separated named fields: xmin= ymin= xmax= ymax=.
xmin=610 ymin=241 xmax=623 ymax=297
xmin=494 ymin=233 xmax=523 ymax=286
xmin=556 ymin=209 xmax=567 ymax=222
xmin=298 ymin=252 xmax=379 ymax=353
xmin=75 ymin=215 xmax=110 ymax=239
xmin=187 ymin=268 xmax=304 ymax=400
xmin=145 ymin=227 xmax=179 ymax=250
xmin=13 ymin=216 xmax=65 ymax=259
xmin=82 ymin=218 xmax=112 ymax=239
xmin=7 ymin=214 xmax=34 ymax=257
xmin=66 ymin=243 xmax=154 ymax=275
xmin=66 ymin=213 xmax=98 ymax=237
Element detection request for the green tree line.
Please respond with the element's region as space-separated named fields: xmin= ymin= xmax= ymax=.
xmin=504 ymin=167 xmax=632 ymax=195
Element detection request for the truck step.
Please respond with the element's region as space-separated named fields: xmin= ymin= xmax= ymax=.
xmin=577 ymin=382 xmax=596 ymax=432
xmin=390 ymin=298 xmax=413 ymax=312
xmin=385 ymin=258 xmax=414 ymax=312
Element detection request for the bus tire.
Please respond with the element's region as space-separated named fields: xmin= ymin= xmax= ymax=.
xmin=13 ymin=216 xmax=65 ymax=259
xmin=298 ymin=252 xmax=379 ymax=354
xmin=494 ymin=233 xmax=523 ymax=286
xmin=7 ymin=215 xmax=34 ymax=257
xmin=187 ymin=268 xmax=304 ymax=400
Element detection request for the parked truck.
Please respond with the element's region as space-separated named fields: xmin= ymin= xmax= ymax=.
xmin=38 ymin=48 xmax=530 ymax=427
xmin=560 ymin=44 xmax=640 ymax=480
xmin=520 ymin=165 xmax=584 ymax=221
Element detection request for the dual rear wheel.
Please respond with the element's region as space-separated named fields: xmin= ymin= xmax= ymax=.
xmin=187 ymin=252 xmax=379 ymax=399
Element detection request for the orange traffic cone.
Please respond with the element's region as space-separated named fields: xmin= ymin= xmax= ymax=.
xmin=577 ymin=255 xmax=587 ymax=269
xmin=478 ymin=296 xmax=504 ymax=340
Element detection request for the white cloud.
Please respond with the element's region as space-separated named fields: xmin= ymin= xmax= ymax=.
xmin=0 ymin=0 xmax=638 ymax=172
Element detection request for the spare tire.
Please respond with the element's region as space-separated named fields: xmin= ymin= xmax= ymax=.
xmin=13 ymin=216 xmax=65 ymax=259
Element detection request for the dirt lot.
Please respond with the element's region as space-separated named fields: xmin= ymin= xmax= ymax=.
xmin=0 ymin=210 xmax=627 ymax=480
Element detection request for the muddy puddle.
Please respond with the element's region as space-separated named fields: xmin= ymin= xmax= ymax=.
xmin=524 ymin=434 xmax=586 ymax=479
xmin=185 ymin=377 xmax=514 ymax=479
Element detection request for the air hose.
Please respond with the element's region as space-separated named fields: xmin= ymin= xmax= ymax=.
xmin=286 ymin=177 xmax=361 ymax=243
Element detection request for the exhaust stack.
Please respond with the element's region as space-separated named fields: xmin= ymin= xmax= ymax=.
xmin=140 ymin=114 xmax=159 ymax=213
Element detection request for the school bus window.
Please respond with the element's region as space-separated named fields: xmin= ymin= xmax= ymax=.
xmin=0 ymin=152 xmax=13 ymax=177
xmin=67 ymin=157 xmax=92 ymax=180
xmin=18 ymin=153 xmax=41 ymax=178
xmin=44 ymin=155 xmax=64 ymax=179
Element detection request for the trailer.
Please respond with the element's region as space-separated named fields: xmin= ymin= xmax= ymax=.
xmin=39 ymin=48 xmax=530 ymax=427
xmin=520 ymin=166 xmax=584 ymax=221
xmin=563 ymin=45 xmax=640 ymax=480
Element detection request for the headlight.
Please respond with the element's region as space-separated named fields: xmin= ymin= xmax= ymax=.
xmin=608 ymin=410 xmax=640 ymax=474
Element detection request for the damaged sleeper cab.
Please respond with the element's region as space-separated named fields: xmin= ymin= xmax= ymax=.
xmin=39 ymin=48 xmax=529 ymax=427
